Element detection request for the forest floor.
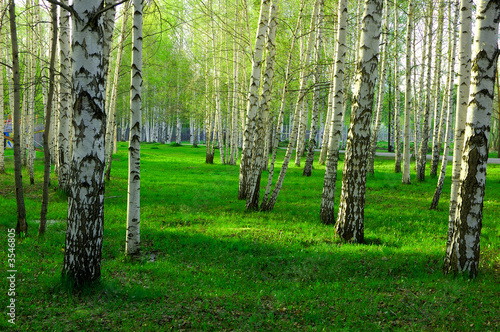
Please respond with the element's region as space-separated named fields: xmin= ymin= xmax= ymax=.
xmin=0 ymin=143 xmax=499 ymax=331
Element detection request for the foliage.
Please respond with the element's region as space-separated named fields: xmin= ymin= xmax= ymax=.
xmin=0 ymin=144 xmax=499 ymax=330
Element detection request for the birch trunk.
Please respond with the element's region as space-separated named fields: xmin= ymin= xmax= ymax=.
xmin=429 ymin=0 xmax=446 ymax=178
xmin=414 ymin=18 xmax=429 ymax=169
xmin=105 ymin=3 xmax=130 ymax=181
xmin=445 ymin=0 xmax=472 ymax=260
xmin=294 ymin=0 xmax=321 ymax=167
xmin=238 ymin=0 xmax=270 ymax=199
xmin=229 ymin=3 xmax=239 ymax=165
xmin=62 ymin=0 xmax=108 ymax=284
xmin=335 ymin=0 xmax=383 ymax=243
xmin=57 ymin=0 xmax=72 ymax=192
xmin=319 ymin=0 xmax=348 ymax=224
xmin=416 ymin=1 xmax=434 ymax=182
xmin=27 ymin=0 xmax=36 ymax=185
xmin=393 ymin=0 xmax=401 ymax=173
xmin=39 ymin=3 xmax=57 ymax=236
xmin=318 ymin=70 xmax=333 ymax=165
xmin=9 ymin=0 xmax=27 ymax=235
xmin=401 ymin=0 xmax=413 ymax=184
xmin=126 ymin=0 xmax=143 ymax=256
xmin=443 ymin=0 xmax=499 ymax=278
xmin=430 ymin=0 xmax=459 ymax=209
xmin=367 ymin=0 xmax=389 ymax=176
xmin=303 ymin=0 xmax=324 ymax=177
xmin=246 ymin=0 xmax=279 ymax=210
xmin=261 ymin=2 xmax=305 ymax=210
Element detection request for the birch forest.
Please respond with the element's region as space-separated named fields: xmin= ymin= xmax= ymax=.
xmin=1 ymin=0 xmax=500 ymax=329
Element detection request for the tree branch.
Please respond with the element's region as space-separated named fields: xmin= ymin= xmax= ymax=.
xmin=92 ymin=0 xmax=129 ymax=20
xmin=44 ymin=0 xmax=78 ymax=19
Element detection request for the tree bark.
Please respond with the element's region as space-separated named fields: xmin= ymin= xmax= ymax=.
xmin=367 ymin=0 xmax=389 ymax=177
xmin=39 ymin=3 xmax=58 ymax=236
xmin=443 ymin=0 xmax=499 ymax=278
xmin=429 ymin=0 xmax=446 ymax=178
xmin=319 ymin=0 xmax=348 ymax=224
xmin=416 ymin=1 xmax=434 ymax=182
xmin=401 ymin=0 xmax=413 ymax=184
xmin=261 ymin=2 xmax=304 ymax=210
xmin=246 ymin=0 xmax=280 ymax=210
xmin=393 ymin=0 xmax=401 ymax=173
xmin=335 ymin=0 xmax=383 ymax=242
xmin=238 ymin=0 xmax=270 ymax=199
xmin=126 ymin=0 xmax=143 ymax=256
xmin=303 ymin=0 xmax=325 ymax=177
xmin=294 ymin=0 xmax=321 ymax=167
xmin=62 ymin=0 xmax=108 ymax=284
xmin=430 ymin=0 xmax=459 ymax=210
xmin=57 ymin=0 xmax=72 ymax=192
xmin=105 ymin=3 xmax=130 ymax=181
xmin=9 ymin=0 xmax=27 ymax=235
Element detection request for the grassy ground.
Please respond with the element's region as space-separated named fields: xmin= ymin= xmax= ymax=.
xmin=1 ymin=143 xmax=499 ymax=331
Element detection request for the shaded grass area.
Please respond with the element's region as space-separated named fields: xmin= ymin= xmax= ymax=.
xmin=1 ymin=143 xmax=499 ymax=331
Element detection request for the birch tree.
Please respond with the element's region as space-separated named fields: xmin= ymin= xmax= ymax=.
xmin=62 ymin=0 xmax=110 ymax=284
xmin=430 ymin=0 xmax=459 ymax=209
xmin=444 ymin=0 xmax=500 ymax=278
xmin=238 ymin=0 xmax=270 ymax=200
xmin=393 ymin=0 xmax=401 ymax=173
xmin=58 ymin=0 xmax=72 ymax=192
xmin=446 ymin=0 xmax=472 ymax=249
xmin=336 ymin=0 xmax=383 ymax=243
xmin=39 ymin=2 xmax=58 ymax=236
xmin=126 ymin=0 xmax=143 ymax=256
xmin=261 ymin=2 xmax=305 ymax=211
xmin=429 ymin=0 xmax=446 ymax=178
xmin=9 ymin=0 xmax=27 ymax=235
xmin=246 ymin=0 xmax=279 ymax=210
xmin=294 ymin=0 xmax=321 ymax=167
xmin=105 ymin=4 xmax=130 ymax=181
xmin=303 ymin=0 xmax=324 ymax=177
xmin=367 ymin=0 xmax=389 ymax=176
xmin=416 ymin=1 xmax=434 ymax=182
xmin=401 ymin=0 xmax=413 ymax=184
xmin=27 ymin=0 xmax=37 ymax=185
xmin=319 ymin=0 xmax=348 ymax=224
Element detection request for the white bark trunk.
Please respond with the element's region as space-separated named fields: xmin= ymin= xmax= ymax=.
xmin=58 ymin=0 xmax=72 ymax=192
xmin=444 ymin=0 xmax=499 ymax=278
xmin=319 ymin=0 xmax=348 ymax=224
xmin=335 ymin=0 xmax=383 ymax=242
xmin=238 ymin=0 xmax=270 ymax=199
xmin=63 ymin=0 xmax=108 ymax=284
xmin=126 ymin=0 xmax=143 ymax=256
xmin=446 ymin=0 xmax=472 ymax=251
xmin=401 ymin=0 xmax=413 ymax=184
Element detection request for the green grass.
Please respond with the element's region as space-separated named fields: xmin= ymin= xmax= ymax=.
xmin=1 ymin=143 xmax=499 ymax=331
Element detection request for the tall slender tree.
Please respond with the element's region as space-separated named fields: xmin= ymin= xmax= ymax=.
xmin=238 ymin=0 xmax=270 ymax=200
xmin=401 ymin=0 xmax=413 ymax=184
xmin=9 ymin=0 xmax=27 ymax=235
xmin=446 ymin=0 xmax=472 ymax=248
xmin=39 ymin=2 xmax=58 ymax=236
xmin=416 ymin=0 xmax=434 ymax=182
xmin=444 ymin=0 xmax=500 ymax=278
xmin=126 ymin=0 xmax=143 ymax=256
xmin=319 ymin=0 xmax=348 ymax=224
xmin=430 ymin=0 xmax=459 ymax=209
xmin=335 ymin=0 xmax=383 ymax=243
xmin=58 ymin=0 xmax=72 ymax=192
